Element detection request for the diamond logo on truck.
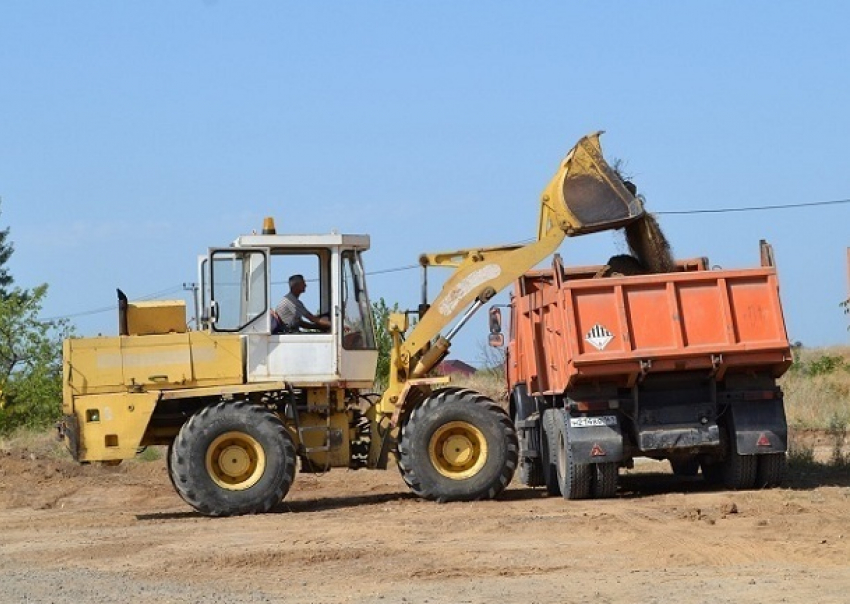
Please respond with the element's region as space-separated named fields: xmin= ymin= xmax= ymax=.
xmin=585 ymin=324 xmax=614 ymax=351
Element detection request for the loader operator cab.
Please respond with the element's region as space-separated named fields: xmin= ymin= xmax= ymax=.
xmin=198 ymin=219 xmax=378 ymax=388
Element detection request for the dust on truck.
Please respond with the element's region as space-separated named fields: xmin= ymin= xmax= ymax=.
xmin=58 ymin=132 xmax=646 ymax=516
xmin=505 ymin=243 xmax=792 ymax=499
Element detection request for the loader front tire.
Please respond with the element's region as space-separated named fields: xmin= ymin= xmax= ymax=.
xmin=398 ymin=388 xmax=517 ymax=502
xmin=170 ymin=401 xmax=296 ymax=517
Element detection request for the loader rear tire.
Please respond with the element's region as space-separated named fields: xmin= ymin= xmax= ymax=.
xmin=553 ymin=410 xmax=592 ymax=500
xmin=170 ymin=401 xmax=296 ymax=517
xmin=398 ymin=388 xmax=517 ymax=502
xmin=540 ymin=409 xmax=561 ymax=496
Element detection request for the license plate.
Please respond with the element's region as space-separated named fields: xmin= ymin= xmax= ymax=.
xmin=570 ymin=415 xmax=617 ymax=428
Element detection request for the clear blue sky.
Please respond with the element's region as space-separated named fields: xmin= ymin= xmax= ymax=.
xmin=1 ymin=2 xmax=848 ymax=364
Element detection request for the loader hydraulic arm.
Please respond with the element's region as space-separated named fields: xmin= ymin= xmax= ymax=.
xmin=378 ymin=132 xmax=644 ymax=418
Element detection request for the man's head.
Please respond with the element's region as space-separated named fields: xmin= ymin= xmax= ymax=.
xmin=288 ymin=274 xmax=306 ymax=296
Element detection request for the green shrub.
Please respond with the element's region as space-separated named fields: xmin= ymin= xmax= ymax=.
xmin=806 ymin=354 xmax=846 ymax=376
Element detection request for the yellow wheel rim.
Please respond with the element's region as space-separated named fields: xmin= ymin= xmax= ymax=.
xmin=205 ymin=431 xmax=266 ymax=491
xmin=429 ymin=421 xmax=488 ymax=480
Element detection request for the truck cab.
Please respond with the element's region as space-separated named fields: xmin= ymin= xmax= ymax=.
xmin=199 ymin=224 xmax=378 ymax=388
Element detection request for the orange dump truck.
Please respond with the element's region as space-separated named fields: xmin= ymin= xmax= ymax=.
xmin=504 ymin=242 xmax=792 ymax=499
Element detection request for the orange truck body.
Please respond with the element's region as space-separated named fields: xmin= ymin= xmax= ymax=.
xmin=504 ymin=244 xmax=793 ymax=499
xmin=508 ymin=256 xmax=791 ymax=394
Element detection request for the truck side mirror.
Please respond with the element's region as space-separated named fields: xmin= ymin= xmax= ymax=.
xmin=489 ymin=306 xmax=502 ymax=334
xmin=488 ymin=307 xmax=504 ymax=348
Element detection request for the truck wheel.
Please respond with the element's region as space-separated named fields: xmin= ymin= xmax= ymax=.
xmin=755 ymin=452 xmax=786 ymax=488
xmin=553 ymin=410 xmax=592 ymax=500
xmin=518 ymin=459 xmax=543 ymax=488
xmin=170 ymin=401 xmax=296 ymax=517
xmin=593 ymin=462 xmax=618 ymax=499
xmin=720 ymin=438 xmax=757 ymax=490
xmin=398 ymin=388 xmax=517 ymax=502
xmin=540 ymin=409 xmax=561 ymax=495
xmin=515 ymin=413 xmax=543 ymax=488
xmin=513 ymin=389 xmax=543 ymax=487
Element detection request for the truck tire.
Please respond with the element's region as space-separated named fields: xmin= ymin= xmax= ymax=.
xmin=593 ymin=462 xmax=618 ymax=499
xmin=517 ymin=418 xmax=544 ymax=488
xmin=723 ymin=453 xmax=757 ymax=490
xmin=720 ymin=436 xmax=757 ymax=490
xmin=553 ymin=410 xmax=592 ymax=500
xmin=540 ymin=409 xmax=561 ymax=496
xmin=512 ymin=388 xmax=543 ymax=487
xmin=398 ymin=388 xmax=518 ymax=502
xmin=755 ymin=452 xmax=786 ymax=488
xmin=169 ymin=401 xmax=296 ymax=517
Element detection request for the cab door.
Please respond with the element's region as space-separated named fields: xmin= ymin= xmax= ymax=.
xmin=207 ymin=247 xmax=271 ymax=334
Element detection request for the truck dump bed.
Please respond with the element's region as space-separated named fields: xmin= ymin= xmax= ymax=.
xmin=508 ymin=251 xmax=792 ymax=395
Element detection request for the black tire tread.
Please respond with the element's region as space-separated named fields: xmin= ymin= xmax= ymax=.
xmin=170 ymin=401 xmax=296 ymax=517
xmin=755 ymin=452 xmax=786 ymax=488
xmin=398 ymin=387 xmax=518 ymax=502
xmin=540 ymin=409 xmax=561 ymax=496
xmin=593 ymin=462 xmax=618 ymax=499
xmin=554 ymin=409 xmax=592 ymax=500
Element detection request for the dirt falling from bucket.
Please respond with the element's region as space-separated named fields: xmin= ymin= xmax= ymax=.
xmin=624 ymin=213 xmax=676 ymax=273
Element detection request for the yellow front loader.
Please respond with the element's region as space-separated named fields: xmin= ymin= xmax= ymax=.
xmin=59 ymin=132 xmax=643 ymax=516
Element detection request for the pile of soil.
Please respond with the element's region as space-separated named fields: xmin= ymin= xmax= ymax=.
xmin=624 ymin=212 xmax=677 ymax=274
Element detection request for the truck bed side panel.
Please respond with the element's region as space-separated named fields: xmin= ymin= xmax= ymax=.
xmin=512 ymin=268 xmax=791 ymax=395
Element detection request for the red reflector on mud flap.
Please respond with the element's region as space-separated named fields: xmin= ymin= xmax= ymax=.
xmin=757 ymin=433 xmax=771 ymax=447
xmin=590 ymin=444 xmax=606 ymax=457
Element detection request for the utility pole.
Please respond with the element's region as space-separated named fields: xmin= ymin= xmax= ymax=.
xmin=183 ymin=282 xmax=200 ymax=330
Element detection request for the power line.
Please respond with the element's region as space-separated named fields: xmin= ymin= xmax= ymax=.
xmin=40 ymin=196 xmax=849 ymax=323
xmin=656 ymin=197 xmax=850 ymax=215
xmin=41 ymin=286 xmax=188 ymax=322
xmin=366 ymin=264 xmax=420 ymax=276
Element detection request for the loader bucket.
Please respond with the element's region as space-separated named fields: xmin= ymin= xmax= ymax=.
xmin=538 ymin=131 xmax=644 ymax=239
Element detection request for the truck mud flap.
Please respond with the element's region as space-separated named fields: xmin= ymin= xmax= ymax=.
xmin=727 ymin=400 xmax=787 ymax=455
xmin=566 ymin=415 xmax=624 ymax=464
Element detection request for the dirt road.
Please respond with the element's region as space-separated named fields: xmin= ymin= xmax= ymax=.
xmin=1 ymin=443 xmax=849 ymax=604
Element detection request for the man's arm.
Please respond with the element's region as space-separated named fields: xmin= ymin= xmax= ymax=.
xmin=301 ymin=310 xmax=330 ymax=331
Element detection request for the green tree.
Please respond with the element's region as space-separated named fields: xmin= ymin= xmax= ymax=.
xmin=0 ymin=285 xmax=72 ymax=434
xmin=371 ymin=298 xmax=401 ymax=391
xmin=0 ymin=200 xmax=15 ymax=297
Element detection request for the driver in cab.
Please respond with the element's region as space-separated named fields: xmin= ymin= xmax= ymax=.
xmin=271 ymin=274 xmax=330 ymax=334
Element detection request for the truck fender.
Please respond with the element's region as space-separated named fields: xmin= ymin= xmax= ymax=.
xmin=726 ymin=399 xmax=787 ymax=456
xmin=565 ymin=414 xmax=624 ymax=464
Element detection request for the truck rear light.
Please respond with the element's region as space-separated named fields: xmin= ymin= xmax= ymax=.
xmin=572 ymin=400 xmax=611 ymax=412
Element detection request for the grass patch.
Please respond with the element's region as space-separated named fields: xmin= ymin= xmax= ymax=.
xmin=135 ymin=446 xmax=165 ymax=463
xmin=781 ymin=346 xmax=850 ymax=430
xmin=0 ymin=425 xmax=69 ymax=460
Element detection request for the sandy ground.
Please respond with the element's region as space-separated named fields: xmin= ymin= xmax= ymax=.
xmin=1 ymin=439 xmax=849 ymax=604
